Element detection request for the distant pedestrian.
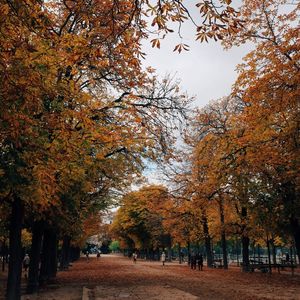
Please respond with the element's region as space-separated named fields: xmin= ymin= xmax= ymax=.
xmin=133 ymin=252 xmax=137 ymax=263
xmin=180 ymin=251 xmax=184 ymax=263
xmin=285 ymin=253 xmax=290 ymax=262
xmin=23 ymin=254 xmax=30 ymax=278
xmin=85 ymin=251 xmax=89 ymax=260
xmin=97 ymin=250 xmax=101 ymax=259
xmin=161 ymin=251 xmax=166 ymax=266
xmin=190 ymin=252 xmax=197 ymax=270
xmin=197 ymin=253 xmax=203 ymax=271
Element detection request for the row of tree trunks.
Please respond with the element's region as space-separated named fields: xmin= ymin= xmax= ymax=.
xmin=5 ymin=205 xmax=75 ymax=299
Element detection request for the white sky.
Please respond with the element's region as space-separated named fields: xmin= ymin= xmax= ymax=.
xmin=142 ymin=41 xmax=252 ymax=108
xmin=142 ymin=34 xmax=253 ymax=109
xmin=141 ymin=0 xmax=253 ymax=109
xmin=140 ymin=6 xmax=253 ymax=184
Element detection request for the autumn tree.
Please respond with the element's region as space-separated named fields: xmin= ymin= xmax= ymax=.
xmin=111 ymin=185 xmax=170 ymax=257
xmin=226 ymin=0 xmax=300 ymax=262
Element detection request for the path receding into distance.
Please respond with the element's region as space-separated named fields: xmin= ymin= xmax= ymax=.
xmin=19 ymin=254 xmax=300 ymax=300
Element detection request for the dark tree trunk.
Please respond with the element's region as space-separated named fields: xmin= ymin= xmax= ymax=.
xmin=1 ymin=251 xmax=4 ymax=272
xmin=202 ymin=210 xmax=213 ymax=267
xmin=178 ymin=243 xmax=182 ymax=264
xmin=235 ymin=238 xmax=240 ymax=266
xmin=282 ymin=182 xmax=299 ymax=264
xmin=290 ymin=218 xmax=300 ymax=264
xmin=242 ymin=235 xmax=250 ymax=272
xmin=271 ymin=238 xmax=277 ymax=264
xmin=266 ymin=234 xmax=272 ymax=274
xmin=49 ymin=232 xmax=58 ymax=279
xmin=27 ymin=221 xmax=44 ymax=294
xmin=187 ymin=241 xmax=190 ymax=265
xmin=39 ymin=228 xmax=58 ymax=285
xmin=70 ymin=246 xmax=80 ymax=262
xmin=219 ymin=198 xmax=228 ymax=269
xmin=241 ymin=207 xmax=250 ymax=272
xmin=167 ymin=247 xmax=172 ymax=262
xmin=6 ymin=197 xmax=24 ymax=300
xmin=1 ymin=239 xmax=7 ymax=272
xmin=60 ymin=235 xmax=71 ymax=270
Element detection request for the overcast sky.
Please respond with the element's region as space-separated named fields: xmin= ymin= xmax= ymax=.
xmin=142 ymin=40 xmax=252 ymax=108
xmin=139 ymin=2 xmax=254 ymax=185
xmin=141 ymin=5 xmax=253 ymax=109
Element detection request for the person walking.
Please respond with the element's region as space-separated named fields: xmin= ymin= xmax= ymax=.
xmin=133 ymin=252 xmax=137 ymax=263
xmin=161 ymin=251 xmax=166 ymax=266
xmin=197 ymin=254 xmax=204 ymax=271
xmin=190 ymin=252 xmax=197 ymax=270
xmin=23 ymin=254 xmax=30 ymax=279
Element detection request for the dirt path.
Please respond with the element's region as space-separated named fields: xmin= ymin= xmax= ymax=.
xmin=2 ymin=254 xmax=299 ymax=299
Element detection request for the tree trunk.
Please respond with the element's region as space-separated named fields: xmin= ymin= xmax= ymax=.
xmin=60 ymin=235 xmax=71 ymax=270
xmin=39 ymin=228 xmax=58 ymax=285
xmin=167 ymin=247 xmax=172 ymax=262
xmin=49 ymin=231 xmax=58 ymax=279
xmin=271 ymin=238 xmax=277 ymax=264
xmin=27 ymin=221 xmax=44 ymax=294
xmin=241 ymin=207 xmax=250 ymax=272
xmin=202 ymin=210 xmax=213 ymax=267
xmin=178 ymin=243 xmax=182 ymax=264
xmin=1 ymin=239 xmax=7 ymax=272
xmin=219 ymin=198 xmax=228 ymax=269
xmin=6 ymin=197 xmax=24 ymax=300
xmin=266 ymin=234 xmax=272 ymax=274
xmin=70 ymin=246 xmax=80 ymax=262
xmin=187 ymin=241 xmax=190 ymax=265
xmin=290 ymin=218 xmax=300 ymax=264
xmin=283 ymin=182 xmax=299 ymax=264
xmin=242 ymin=235 xmax=250 ymax=272
xmin=235 ymin=238 xmax=239 ymax=266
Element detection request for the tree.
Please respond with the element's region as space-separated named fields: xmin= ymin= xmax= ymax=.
xmin=111 ymin=185 xmax=170 ymax=255
xmin=228 ymin=0 xmax=300 ymax=262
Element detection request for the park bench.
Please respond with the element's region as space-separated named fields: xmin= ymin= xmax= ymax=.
xmin=242 ymin=260 xmax=297 ymax=275
xmin=249 ymin=259 xmax=267 ymax=272
xmin=212 ymin=259 xmax=223 ymax=268
xmin=276 ymin=261 xmax=297 ymax=275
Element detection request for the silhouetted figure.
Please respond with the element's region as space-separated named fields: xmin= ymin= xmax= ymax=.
xmin=180 ymin=251 xmax=184 ymax=263
xmin=161 ymin=251 xmax=166 ymax=266
xmin=286 ymin=253 xmax=290 ymax=262
xmin=190 ymin=252 xmax=197 ymax=270
xmin=197 ymin=253 xmax=203 ymax=271
xmin=133 ymin=252 xmax=137 ymax=263
xmin=23 ymin=254 xmax=30 ymax=278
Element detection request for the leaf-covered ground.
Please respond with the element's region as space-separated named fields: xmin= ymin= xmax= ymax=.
xmin=1 ymin=254 xmax=299 ymax=299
